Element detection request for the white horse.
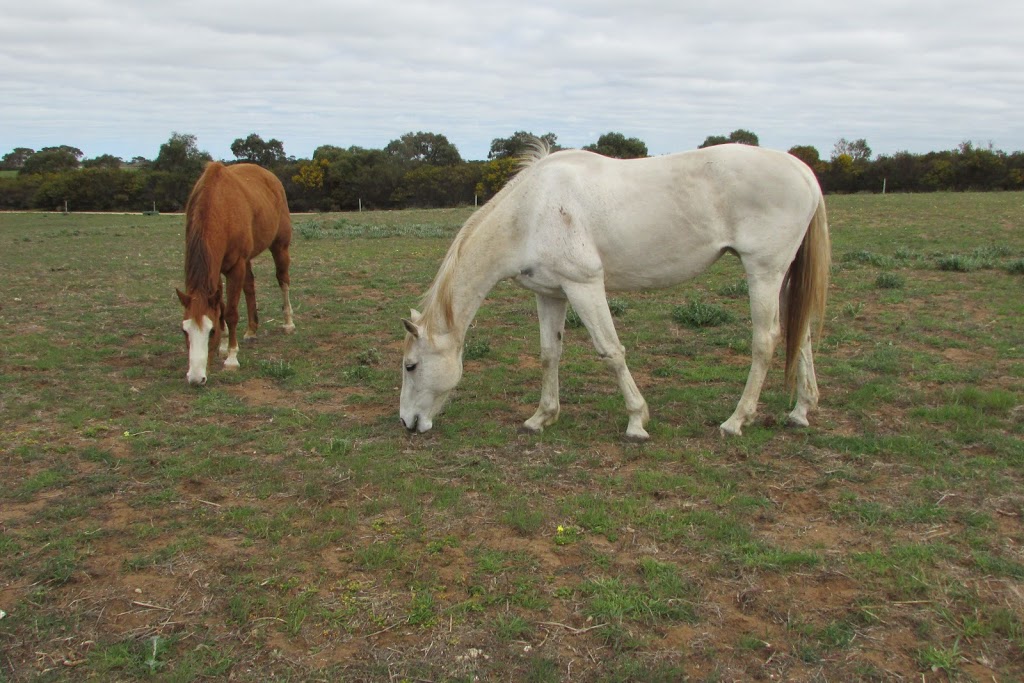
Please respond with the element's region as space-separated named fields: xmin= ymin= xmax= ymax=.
xmin=400 ymin=140 xmax=831 ymax=440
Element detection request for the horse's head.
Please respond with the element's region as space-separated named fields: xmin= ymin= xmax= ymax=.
xmin=176 ymin=288 xmax=223 ymax=386
xmin=399 ymin=310 xmax=463 ymax=433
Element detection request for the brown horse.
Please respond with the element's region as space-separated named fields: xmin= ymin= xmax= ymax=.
xmin=176 ymin=162 xmax=295 ymax=386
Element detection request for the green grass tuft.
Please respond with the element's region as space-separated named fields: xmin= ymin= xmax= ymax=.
xmin=875 ymin=272 xmax=905 ymax=289
xmin=672 ymin=300 xmax=734 ymax=328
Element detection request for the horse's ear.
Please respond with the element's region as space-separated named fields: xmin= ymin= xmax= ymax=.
xmin=409 ymin=309 xmax=423 ymax=324
xmin=175 ymin=288 xmax=190 ymax=308
xmin=402 ymin=318 xmax=421 ymax=339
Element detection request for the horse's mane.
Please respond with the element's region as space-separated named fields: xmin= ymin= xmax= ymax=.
xmin=418 ymin=138 xmax=551 ymax=337
xmin=183 ymin=162 xmax=226 ymax=295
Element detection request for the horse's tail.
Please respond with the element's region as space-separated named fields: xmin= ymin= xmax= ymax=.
xmin=783 ymin=193 xmax=831 ymax=390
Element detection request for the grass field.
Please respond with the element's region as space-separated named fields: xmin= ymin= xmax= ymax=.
xmin=1 ymin=193 xmax=1023 ymax=682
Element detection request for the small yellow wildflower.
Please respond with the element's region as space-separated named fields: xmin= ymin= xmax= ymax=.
xmin=557 ymin=525 xmax=565 ymax=534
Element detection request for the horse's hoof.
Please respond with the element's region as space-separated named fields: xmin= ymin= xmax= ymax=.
xmin=719 ymin=423 xmax=743 ymax=437
xmin=224 ymin=359 xmax=240 ymax=370
xmin=519 ymin=423 xmax=543 ymax=435
xmin=282 ymin=324 xmax=296 ymax=334
xmin=624 ymin=429 xmax=649 ymax=442
xmin=786 ymin=414 xmax=810 ymax=429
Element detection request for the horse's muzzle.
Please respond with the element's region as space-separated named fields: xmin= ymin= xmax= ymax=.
xmin=188 ymin=374 xmax=207 ymax=387
xmin=401 ymin=415 xmax=419 ymax=433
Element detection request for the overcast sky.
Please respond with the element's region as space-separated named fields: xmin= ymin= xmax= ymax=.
xmin=2 ymin=0 xmax=1022 ymax=162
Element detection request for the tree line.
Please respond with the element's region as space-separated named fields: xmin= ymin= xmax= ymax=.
xmin=1 ymin=129 xmax=1022 ymax=213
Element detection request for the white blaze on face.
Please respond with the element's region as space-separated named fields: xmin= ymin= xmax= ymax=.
xmin=183 ymin=315 xmax=214 ymax=386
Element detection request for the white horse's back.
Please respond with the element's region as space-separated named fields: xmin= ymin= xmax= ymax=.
xmin=508 ymin=145 xmax=822 ymax=292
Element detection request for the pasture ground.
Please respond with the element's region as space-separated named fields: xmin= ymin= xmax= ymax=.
xmin=1 ymin=194 xmax=1023 ymax=682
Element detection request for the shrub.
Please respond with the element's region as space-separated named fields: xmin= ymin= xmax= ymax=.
xmin=356 ymin=348 xmax=381 ymax=366
xmin=894 ymin=246 xmax=922 ymax=262
xmin=672 ymin=300 xmax=734 ymax=328
xmin=875 ymin=272 xmax=905 ymax=289
xmin=258 ymin=359 xmax=296 ymax=380
xmin=936 ymin=255 xmax=981 ymax=272
xmin=842 ymin=250 xmax=895 ymax=268
xmin=463 ymin=339 xmax=491 ymax=360
xmin=718 ymin=279 xmax=749 ymax=298
xmin=295 ymin=221 xmax=325 ymax=240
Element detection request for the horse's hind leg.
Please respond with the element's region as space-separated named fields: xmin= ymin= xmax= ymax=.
xmin=720 ymin=271 xmax=785 ymax=436
xmin=242 ymin=260 xmax=259 ymax=340
xmin=523 ymin=294 xmax=568 ymax=434
xmin=563 ymin=282 xmax=650 ymax=441
xmin=271 ymin=242 xmax=295 ymax=333
xmin=787 ymin=328 xmax=819 ymax=428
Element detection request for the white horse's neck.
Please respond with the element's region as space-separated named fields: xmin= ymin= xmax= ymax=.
xmin=424 ymin=210 xmax=517 ymax=344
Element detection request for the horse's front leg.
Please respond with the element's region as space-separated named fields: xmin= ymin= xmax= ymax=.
xmin=242 ymin=261 xmax=259 ymax=340
xmin=223 ymin=263 xmax=246 ymax=370
xmin=523 ymin=294 xmax=568 ymax=434
xmin=564 ymin=283 xmax=650 ymax=441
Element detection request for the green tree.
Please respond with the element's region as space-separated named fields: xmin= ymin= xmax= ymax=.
xmin=82 ymin=154 xmax=123 ymax=169
xmin=788 ymin=145 xmax=825 ymax=174
xmin=153 ymin=133 xmax=210 ymax=173
xmin=1 ymin=147 xmax=35 ymax=170
xmin=385 ymin=132 xmax=463 ymax=166
xmin=869 ymin=151 xmax=925 ymax=192
xmin=728 ymin=129 xmax=759 ymax=146
xmin=0 ymin=175 xmax=44 ymax=209
xmin=19 ymin=146 xmax=82 ymax=175
xmin=699 ymin=134 xmax=730 ymax=148
xmin=310 ymin=145 xmax=406 ymax=210
xmin=700 ymin=129 xmax=759 ymax=148
xmin=922 ymin=154 xmax=955 ymax=191
xmin=951 ymin=141 xmax=1007 ymax=191
xmin=475 ymin=156 xmax=519 ymax=199
xmin=583 ymin=132 xmax=648 ymax=159
xmin=292 ymin=158 xmax=328 ymax=191
xmin=832 ymin=138 xmax=872 ymax=163
xmin=488 ymin=131 xmax=559 ymax=159
xmin=395 ymin=163 xmax=482 ymax=207
xmin=150 ymin=132 xmax=212 ymax=211
xmin=33 ymin=167 xmax=144 ymax=211
xmin=823 ymin=154 xmax=859 ymax=193
xmin=230 ymin=133 xmax=287 ymax=168
xmin=823 ymin=138 xmax=873 ymax=193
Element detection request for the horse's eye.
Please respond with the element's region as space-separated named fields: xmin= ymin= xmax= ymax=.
xmin=405 ymin=363 xmax=417 ymax=372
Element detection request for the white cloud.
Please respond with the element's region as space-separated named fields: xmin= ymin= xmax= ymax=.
xmin=1 ymin=0 xmax=1022 ymax=161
